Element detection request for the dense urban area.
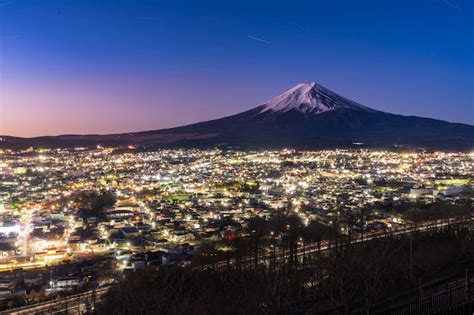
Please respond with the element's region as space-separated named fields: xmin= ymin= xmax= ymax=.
xmin=0 ymin=147 xmax=472 ymax=313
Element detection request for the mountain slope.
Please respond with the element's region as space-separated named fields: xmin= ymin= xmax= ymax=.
xmin=2 ymin=82 xmax=473 ymax=150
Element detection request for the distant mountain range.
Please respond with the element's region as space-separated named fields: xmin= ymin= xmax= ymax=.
xmin=2 ymin=82 xmax=473 ymax=151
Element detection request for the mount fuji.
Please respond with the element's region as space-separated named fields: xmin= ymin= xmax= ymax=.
xmin=2 ymin=82 xmax=473 ymax=150
xmin=259 ymin=82 xmax=376 ymax=114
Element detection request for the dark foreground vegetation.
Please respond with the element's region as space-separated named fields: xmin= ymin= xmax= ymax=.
xmin=100 ymin=216 xmax=474 ymax=314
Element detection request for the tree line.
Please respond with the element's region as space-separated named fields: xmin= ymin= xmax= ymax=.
xmin=100 ymin=213 xmax=474 ymax=314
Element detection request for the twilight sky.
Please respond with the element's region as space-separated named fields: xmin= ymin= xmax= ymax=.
xmin=0 ymin=0 xmax=472 ymax=137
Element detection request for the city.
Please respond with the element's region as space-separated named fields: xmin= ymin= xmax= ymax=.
xmin=0 ymin=147 xmax=472 ymax=311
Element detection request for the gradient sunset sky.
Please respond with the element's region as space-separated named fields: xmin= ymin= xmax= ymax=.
xmin=0 ymin=0 xmax=472 ymax=137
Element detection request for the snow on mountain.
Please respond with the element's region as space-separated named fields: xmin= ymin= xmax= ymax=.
xmin=260 ymin=82 xmax=376 ymax=114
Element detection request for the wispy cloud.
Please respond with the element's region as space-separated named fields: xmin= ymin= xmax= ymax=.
xmin=247 ymin=35 xmax=272 ymax=45
xmin=442 ymin=0 xmax=462 ymax=11
xmin=0 ymin=2 xmax=13 ymax=6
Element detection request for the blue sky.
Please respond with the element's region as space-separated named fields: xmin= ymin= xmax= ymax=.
xmin=0 ymin=0 xmax=472 ymax=136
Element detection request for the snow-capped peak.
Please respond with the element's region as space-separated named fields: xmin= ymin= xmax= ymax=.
xmin=260 ymin=82 xmax=375 ymax=114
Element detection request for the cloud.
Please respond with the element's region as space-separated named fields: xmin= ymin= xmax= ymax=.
xmin=247 ymin=35 xmax=272 ymax=45
xmin=0 ymin=2 xmax=12 ymax=6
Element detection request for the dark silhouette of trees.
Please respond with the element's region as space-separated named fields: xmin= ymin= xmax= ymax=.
xmin=100 ymin=267 xmax=311 ymax=315
xmin=247 ymin=216 xmax=269 ymax=269
xmin=100 ymin=217 xmax=474 ymax=314
xmin=73 ymin=190 xmax=116 ymax=219
xmin=402 ymin=200 xmax=473 ymax=224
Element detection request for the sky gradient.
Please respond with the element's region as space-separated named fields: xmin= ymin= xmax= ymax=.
xmin=1 ymin=0 xmax=473 ymax=137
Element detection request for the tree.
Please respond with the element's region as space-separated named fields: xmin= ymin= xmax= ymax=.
xmin=247 ymin=216 xmax=269 ymax=268
xmin=73 ymin=190 xmax=116 ymax=219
